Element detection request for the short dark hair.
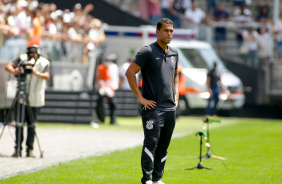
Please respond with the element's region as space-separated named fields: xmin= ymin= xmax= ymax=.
xmin=156 ymin=18 xmax=173 ymax=30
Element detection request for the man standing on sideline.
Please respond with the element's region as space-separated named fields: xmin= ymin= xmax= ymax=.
xmin=95 ymin=53 xmax=119 ymax=125
xmin=205 ymin=62 xmax=223 ymax=116
xmin=126 ymin=18 xmax=179 ymax=184
xmin=5 ymin=46 xmax=50 ymax=157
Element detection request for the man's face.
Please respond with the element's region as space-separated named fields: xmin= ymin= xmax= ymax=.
xmin=157 ymin=23 xmax=173 ymax=45
xmin=28 ymin=53 xmax=36 ymax=60
xmin=218 ymin=4 xmax=223 ymax=11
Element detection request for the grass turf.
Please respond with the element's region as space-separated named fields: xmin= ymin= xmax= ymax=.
xmin=1 ymin=117 xmax=282 ymax=183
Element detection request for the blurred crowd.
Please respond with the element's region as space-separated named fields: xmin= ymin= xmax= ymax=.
xmin=0 ymin=0 xmax=105 ymax=63
xmin=108 ymin=0 xmax=281 ymax=68
xmin=0 ymin=0 xmax=282 ymax=68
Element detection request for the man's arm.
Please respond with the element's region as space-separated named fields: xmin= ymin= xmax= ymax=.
xmin=5 ymin=62 xmax=20 ymax=75
xmin=174 ymin=69 xmax=179 ymax=107
xmin=125 ymin=62 xmax=156 ymax=109
xmin=5 ymin=60 xmax=50 ymax=80
xmin=25 ymin=65 xmax=50 ymax=80
xmin=35 ymin=71 xmax=50 ymax=80
xmin=207 ymin=75 xmax=212 ymax=95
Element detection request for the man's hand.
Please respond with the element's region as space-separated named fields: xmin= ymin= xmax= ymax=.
xmin=208 ymin=88 xmax=213 ymax=98
xmin=139 ymin=97 xmax=156 ymax=110
xmin=13 ymin=67 xmax=21 ymax=75
xmin=175 ymin=96 xmax=179 ymax=108
xmin=25 ymin=65 xmax=37 ymax=75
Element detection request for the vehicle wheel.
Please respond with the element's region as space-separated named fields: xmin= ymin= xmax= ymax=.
xmin=178 ymin=95 xmax=190 ymax=116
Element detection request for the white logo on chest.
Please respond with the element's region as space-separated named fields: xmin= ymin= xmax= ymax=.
xmin=171 ymin=56 xmax=175 ymax=63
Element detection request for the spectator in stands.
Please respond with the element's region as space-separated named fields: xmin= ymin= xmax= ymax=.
xmin=257 ymin=26 xmax=273 ymax=69
xmin=255 ymin=5 xmax=272 ymax=24
xmin=0 ymin=11 xmax=18 ymax=37
xmin=45 ymin=10 xmax=65 ymax=61
xmin=274 ymin=13 xmax=282 ymax=59
xmin=147 ymin=0 xmax=162 ymax=24
xmin=84 ymin=18 xmax=105 ymax=64
xmin=212 ymin=3 xmax=229 ymax=56
xmin=242 ymin=25 xmax=259 ymax=66
xmin=161 ymin=0 xmax=173 ymax=19
xmin=73 ymin=3 xmax=94 ymax=28
xmin=233 ymin=0 xmax=245 ymax=7
xmin=232 ymin=4 xmax=252 ymax=49
xmin=13 ymin=0 xmax=28 ymax=37
xmin=184 ymin=1 xmax=208 ymax=39
xmin=25 ymin=9 xmax=43 ymax=46
xmin=95 ymin=53 xmax=119 ymax=125
xmin=167 ymin=0 xmax=192 ymax=28
xmin=255 ymin=0 xmax=270 ymax=19
xmin=62 ymin=10 xmax=84 ymax=62
xmin=206 ymin=0 xmax=217 ymax=15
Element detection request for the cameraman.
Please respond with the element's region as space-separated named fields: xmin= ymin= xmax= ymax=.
xmin=5 ymin=46 xmax=50 ymax=157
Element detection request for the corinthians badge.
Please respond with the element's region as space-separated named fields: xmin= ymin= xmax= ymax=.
xmin=146 ymin=120 xmax=154 ymax=130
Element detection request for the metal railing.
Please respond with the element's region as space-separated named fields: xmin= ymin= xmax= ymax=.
xmin=0 ymin=37 xmax=84 ymax=63
xmin=1 ymin=23 xmax=282 ymax=98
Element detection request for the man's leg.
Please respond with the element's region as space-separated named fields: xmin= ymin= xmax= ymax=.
xmin=212 ymin=88 xmax=220 ymax=115
xmin=107 ymin=96 xmax=117 ymax=124
xmin=15 ymin=127 xmax=24 ymax=151
xmin=26 ymin=107 xmax=39 ymax=153
xmin=141 ymin=110 xmax=160 ymax=184
xmin=205 ymin=97 xmax=212 ymax=115
xmin=152 ymin=111 xmax=176 ymax=182
xmin=96 ymin=94 xmax=105 ymax=123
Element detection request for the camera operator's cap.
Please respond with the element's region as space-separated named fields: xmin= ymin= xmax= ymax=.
xmin=27 ymin=45 xmax=40 ymax=55
xmin=106 ymin=53 xmax=117 ymax=61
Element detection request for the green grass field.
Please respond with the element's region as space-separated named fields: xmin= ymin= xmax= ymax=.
xmin=1 ymin=117 xmax=282 ymax=184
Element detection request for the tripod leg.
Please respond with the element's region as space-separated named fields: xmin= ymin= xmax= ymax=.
xmin=0 ymin=96 xmax=18 ymax=142
xmin=0 ymin=125 xmax=6 ymax=141
xmin=185 ymin=134 xmax=213 ymax=170
xmin=13 ymin=102 xmax=25 ymax=157
xmin=34 ymin=132 xmax=43 ymax=158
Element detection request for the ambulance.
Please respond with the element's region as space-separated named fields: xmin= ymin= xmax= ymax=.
xmin=103 ymin=25 xmax=245 ymax=115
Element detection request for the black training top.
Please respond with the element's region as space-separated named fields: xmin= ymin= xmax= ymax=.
xmin=133 ymin=42 xmax=178 ymax=111
xmin=207 ymin=68 xmax=220 ymax=88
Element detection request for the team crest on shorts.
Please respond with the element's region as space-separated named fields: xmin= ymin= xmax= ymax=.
xmin=146 ymin=120 xmax=154 ymax=130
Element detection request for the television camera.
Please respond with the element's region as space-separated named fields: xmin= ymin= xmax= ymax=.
xmin=15 ymin=59 xmax=36 ymax=79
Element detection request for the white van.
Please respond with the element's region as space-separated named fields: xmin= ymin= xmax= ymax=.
xmin=104 ymin=25 xmax=245 ymax=114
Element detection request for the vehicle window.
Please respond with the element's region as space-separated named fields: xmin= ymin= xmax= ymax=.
xmin=180 ymin=49 xmax=208 ymax=68
xmin=200 ymin=49 xmax=226 ymax=71
xmin=177 ymin=49 xmax=193 ymax=68
xmin=178 ymin=48 xmax=227 ymax=71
